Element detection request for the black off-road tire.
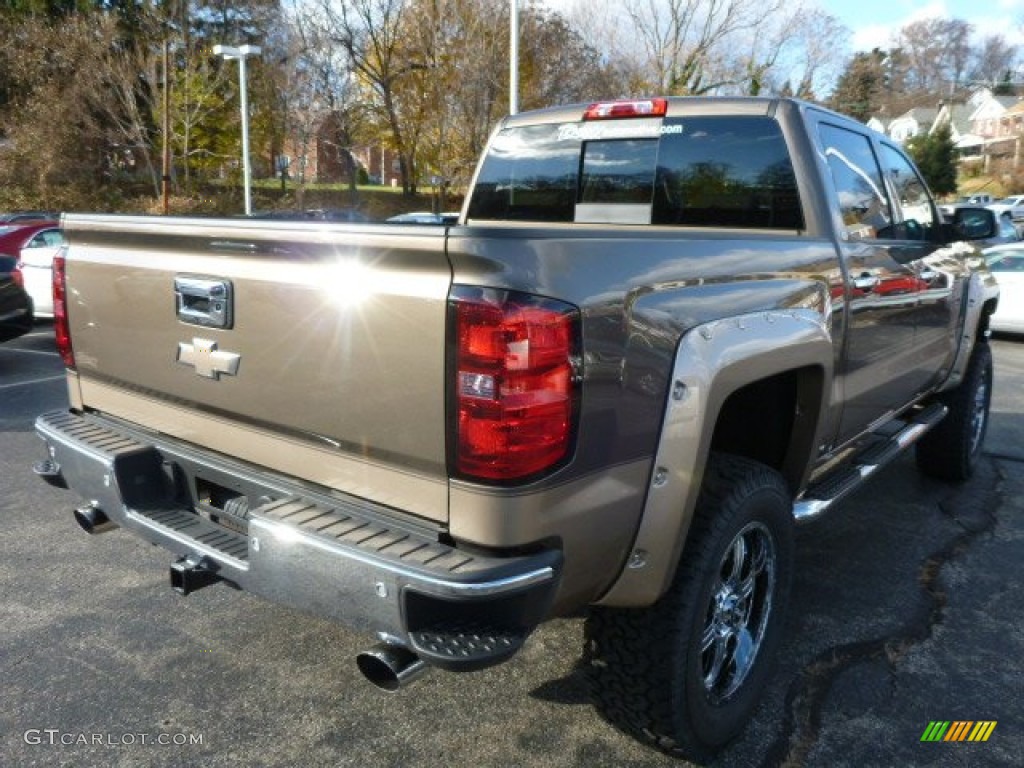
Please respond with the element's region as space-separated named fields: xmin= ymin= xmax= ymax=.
xmin=916 ymin=340 xmax=992 ymax=482
xmin=584 ymin=454 xmax=794 ymax=760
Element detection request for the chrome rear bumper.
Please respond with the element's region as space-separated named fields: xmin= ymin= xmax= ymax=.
xmin=35 ymin=410 xmax=561 ymax=671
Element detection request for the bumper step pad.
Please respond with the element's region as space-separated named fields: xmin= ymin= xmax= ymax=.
xmin=409 ymin=622 xmax=526 ymax=671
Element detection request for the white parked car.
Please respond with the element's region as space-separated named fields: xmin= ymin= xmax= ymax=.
xmin=988 ymin=195 xmax=1024 ymax=224
xmin=984 ymin=243 xmax=1024 ymax=335
xmin=15 ymin=225 xmax=64 ymax=318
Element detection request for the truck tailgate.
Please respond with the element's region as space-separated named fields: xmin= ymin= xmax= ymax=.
xmin=61 ymin=215 xmax=452 ymax=523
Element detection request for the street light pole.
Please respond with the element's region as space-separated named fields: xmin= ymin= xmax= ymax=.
xmin=510 ymin=0 xmax=518 ymax=115
xmin=162 ymin=39 xmax=171 ymax=215
xmin=213 ymin=43 xmax=261 ymax=216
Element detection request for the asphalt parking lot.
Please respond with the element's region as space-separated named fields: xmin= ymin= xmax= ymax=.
xmin=1 ymin=326 xmax=1023 ymax=768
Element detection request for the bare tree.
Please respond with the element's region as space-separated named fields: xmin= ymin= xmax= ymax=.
xmin=624 ymin=0 xmax=783 ymax=94
xmin=278 ymin=3 xmax=356 ymax=205
xmin=970 ymin=35 xmax=1020 ymax=89
xmin=730 ymin=2 xmax=822 ymax=96
xmin=561 ymin=0 xmax=650 ymax=95
xmin=390 ymin=0 xmax=507 ymax=200
xmin=598 ymin=0 xmax=846 ymax=98
xmin=780 ymin=7 xmax=850 ymax=100
xmin=894 ymin=18 xmax=973 ymax=96
xmin=520 ymin=6 xmax=629 ymax=106
xmin=313 ymin=0 xmax=422 ymax=194
xmin=440 ymin=0 xmax=508 ymax=179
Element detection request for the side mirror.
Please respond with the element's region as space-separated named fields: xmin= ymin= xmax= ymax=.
xmin=951 ymin=207 xmax=996 ymax=241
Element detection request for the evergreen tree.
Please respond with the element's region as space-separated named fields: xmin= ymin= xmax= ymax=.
xmin=829 ymin=50 xmax=885 ymax=122
xmin=907 ymin=123 xmax=957 ymax=198
xmin=993 ymin=71 xmax=1015 ymax=96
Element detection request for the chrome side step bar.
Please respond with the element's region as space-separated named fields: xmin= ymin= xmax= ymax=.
xmin=794 ymin=403 xmax=948 ymax=523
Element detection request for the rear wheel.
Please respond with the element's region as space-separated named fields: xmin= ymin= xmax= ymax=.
xmin=916 ymin=341 xmax=992 ymax=482
xmin=584 ymin=454 xmax=794 ymax=759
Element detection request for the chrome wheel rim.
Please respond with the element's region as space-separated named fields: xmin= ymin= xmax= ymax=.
xmin=969 ymin=365 xmax=990 ymax=457
xmin=700 ymin=522 xmax=776 ymax=703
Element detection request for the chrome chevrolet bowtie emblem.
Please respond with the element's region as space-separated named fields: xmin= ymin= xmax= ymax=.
xmin=176 ymin=338 xmax=241 ymax=379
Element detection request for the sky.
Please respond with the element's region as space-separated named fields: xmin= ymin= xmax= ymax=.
xmin=819 ymin=0 xmax=1024 ymax=52
xmin=543 ymin=0 xmax=1024 ymax=56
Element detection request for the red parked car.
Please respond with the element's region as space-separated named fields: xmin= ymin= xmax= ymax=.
xmin=0 ymin=221 xmax=61 ymax=257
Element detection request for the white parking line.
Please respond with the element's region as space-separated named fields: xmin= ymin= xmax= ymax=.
xmin=0 ymin=347 xmax=59 ymax=357
xmin=0 ymin=374 xmax=66 ymax=391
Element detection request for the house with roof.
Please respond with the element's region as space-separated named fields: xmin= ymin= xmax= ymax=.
xmin=278 ymin=112 xmax=401 ymax=188
xmin=967 ymin=91 xmax=1024 ymax=171
xmin=990 ymin=99 xmax=1024 ymax=169
xmin=996 ymin=100 xmax=1024 ymax=139
xmin=888 ymin=107 xmax=940 ymax=144
xmin=863 ymin=89 xmax=1023 ymax=171
xmin=865 ymin=114 xmax=890 ymax=137
xmin=865 ymin=104 xmax=945 ymax=145
xmin=968 ymin=91 xmax=1019 ymax=141
xmin=931 ymin=102 xmax=983 ymax=157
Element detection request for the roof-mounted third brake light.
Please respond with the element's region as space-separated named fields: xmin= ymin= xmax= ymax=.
xmin=583 ymin=99 xmax=668 ymax=121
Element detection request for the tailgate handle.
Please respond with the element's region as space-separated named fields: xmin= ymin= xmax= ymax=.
xmin=175 ymin=277 xmax=233 ymax=329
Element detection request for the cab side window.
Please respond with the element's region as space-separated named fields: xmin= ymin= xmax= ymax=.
xmin=652 ymin=116 xmax=803 ymax=229
xmin=819 ymin=123 xmax=892 ymax=241
xmin=27 ymin=230 xmax=65 ymax=248
xmin=880 ymin=144 xmax=936 ymax=241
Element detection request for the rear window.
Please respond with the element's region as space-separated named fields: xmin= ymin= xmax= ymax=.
xmin=467 ymin=115 xmax=803 ymax=230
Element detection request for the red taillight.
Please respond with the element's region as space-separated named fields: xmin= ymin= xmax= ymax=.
xmin=583 ymin=98 xmax=668 ymax=120
xmin=12 ymin=263 xmax=25 ymax=288
xmin=52 ymin=252 xmax=75 ymax=368
xmin=452 ymin=289 xmax=579 ymax=482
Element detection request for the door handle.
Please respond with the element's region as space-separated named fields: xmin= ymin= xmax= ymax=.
xmin=175 ymin=277 xmax=233 ymax=329
xmin=852 ymin=274 xmax=880 ymax=291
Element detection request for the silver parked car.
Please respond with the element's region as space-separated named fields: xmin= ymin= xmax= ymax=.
xmin=988 ymin=195 xmax=1024 ymax=222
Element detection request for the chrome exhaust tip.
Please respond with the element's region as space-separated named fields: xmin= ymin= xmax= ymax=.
xmin=356 ymin=643 xmax=428 ymax=691
xmin=73 ymin=503 xmax=117 ymax=534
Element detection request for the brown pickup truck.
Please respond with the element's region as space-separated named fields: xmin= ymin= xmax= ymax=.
xmin=35 ymin=97 xmax=1000 ymax=759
